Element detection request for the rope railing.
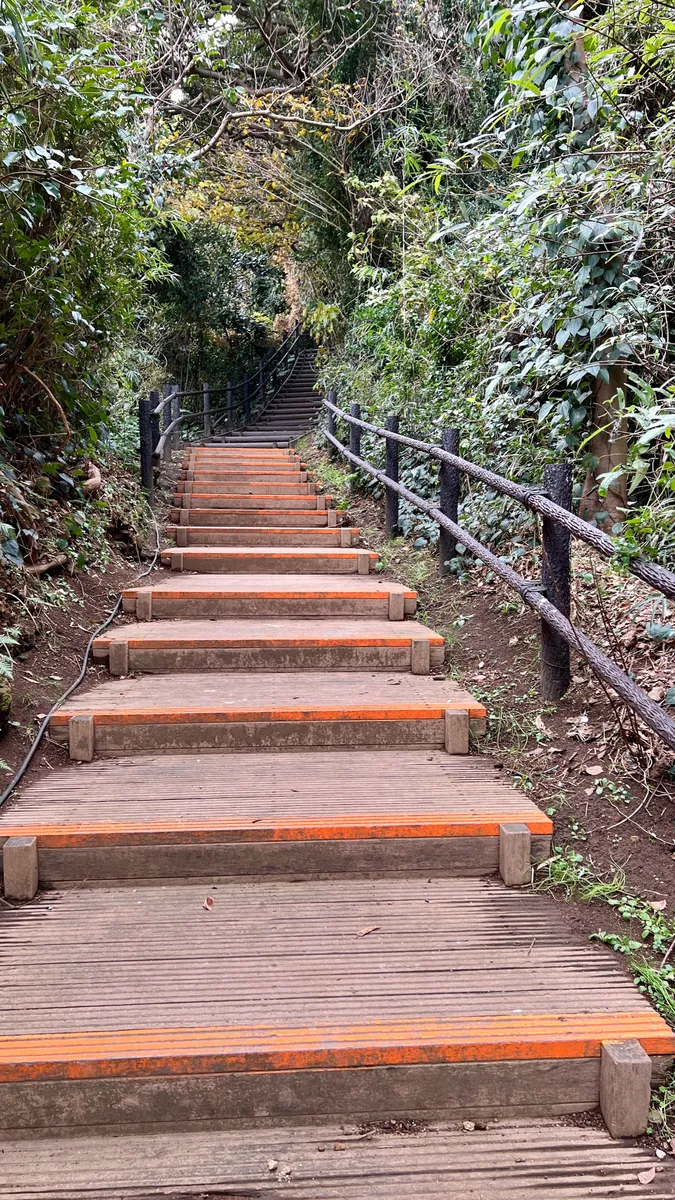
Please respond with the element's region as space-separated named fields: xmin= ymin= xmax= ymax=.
xmin=322 ymin=396 xmax=675 ymax=754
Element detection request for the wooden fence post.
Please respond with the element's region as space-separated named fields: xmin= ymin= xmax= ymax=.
xmin=139 ymin=395 xmax=154 ymax=501
xmin=226 ymin=381 xmax=233 ymax=428
xmin=349 ymin=403 xmax=362 ymax=458
xmin=439 ymin=427 xmax=460 ymax=575
xmin=161 ymin=385 xmax=172 ymax=462
xmin=258 ymin=357 xmax=265 ymax=409
xmin=327 ymin=390 xmax=337 ymax=458
xmin=244 ymin=378 xmax=251 ymax=424
xmin=541 ymin=463 xmax=573 ymax=700
xmin=171 ymin=384 xmax=180 ymax=455
xmin=149 ymin=389 xmax=160 ymax=464
xmin=385 ymin=414 xmax=399 ymax=536
xmin=202 ymin=383 xmax=211 ymax=440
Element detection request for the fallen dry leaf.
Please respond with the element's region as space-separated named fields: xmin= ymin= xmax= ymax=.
xmin=584 ymin=786 xmax=595 ymax=797
xmin=656 ymin=1148 xmax=667 ymax=1160
xmin=333 ymin=1142 xmax=346 ymax=1152
xmin=648 ymin=900 xmax=667 ymax=912
xmin=509 ymin=636 xmax=519 ymax=645
xmin=638 ymin=1166 xmax=656 ymax=1185
xmin=534 ymin=715 xmax=552 ymax=735
xmin=202 ymin=896 xmax=214 ymax=911
xmin=356 ymin=925 xmax=380 ymax=938
xmin=584 ymin=764 xmax=603 ymax=776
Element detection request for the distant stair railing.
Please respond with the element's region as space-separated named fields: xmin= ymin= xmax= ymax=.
xmin=322 ymin=393 xmax=675 ymax=753
xmin=138 ymin=322 xmax=304 ymax=498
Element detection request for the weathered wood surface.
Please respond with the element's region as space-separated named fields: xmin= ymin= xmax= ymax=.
xmin=2 ymin=1120 xmax=674 ymax=1198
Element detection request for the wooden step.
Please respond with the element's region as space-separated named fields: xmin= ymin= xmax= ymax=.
xmin=168 ymin=527 xmax=356 ymax=547
xmin=161 ymin=547 xmax=378 ymax=573
xmin=171 ymin=509 xmax=331 ymax=527
xmin=92 ymin=618 xmax=445 ymax=674
xmin=172 ymin=494 xmax=325 ymax=509
xmin=175 ymin=481 xmax=314 ymax=494
xmin=3 ymin=1119 xmax=673 ymax=1197
xmin=0 ymin=879 xmax=671 ymax=1133
xmin=122 ymin=574 xmax=416 ymax=620
xmin=0 ymin=751 xmax=551 ymax=884
xmin=48 ymin=671 xmax=485 ymax=757
xmin=179 ymin=470 xmax=308 ymax=482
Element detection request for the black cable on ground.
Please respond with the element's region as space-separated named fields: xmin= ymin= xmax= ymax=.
xmin=0 ymin=511 xmax=162 ymax=809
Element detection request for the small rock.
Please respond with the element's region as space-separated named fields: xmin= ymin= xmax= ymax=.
xmin=462 ymin=1121 xmax=475 ymax=1132
xmin=268 ymin=1159 xmax=278 ymax=1171
xmin=333 ymin=1142 xmax=346 ymax=1151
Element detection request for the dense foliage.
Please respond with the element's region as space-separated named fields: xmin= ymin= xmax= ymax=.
xmin=1 ymin=0 xmax=673 ymax=575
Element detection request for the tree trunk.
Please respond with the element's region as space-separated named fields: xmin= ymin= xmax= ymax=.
xmin=579 ymin=366 xmax=628 ymax=525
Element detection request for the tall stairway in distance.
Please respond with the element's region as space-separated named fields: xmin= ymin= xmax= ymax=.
xmin=1 ymin=445 xmax=674 ymax=1198
xmin=210 ymin=349 xmax=321 ymax=448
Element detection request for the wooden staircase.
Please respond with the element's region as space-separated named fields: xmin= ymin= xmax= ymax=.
xmin=1 ymin=444 xmax=674 ymax=1193
xmin=210 ymin=351 xmax=321 ymax=447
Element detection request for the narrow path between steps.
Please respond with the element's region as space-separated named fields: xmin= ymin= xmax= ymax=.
xmin=1 ymin=423 xmax=674 ymax=1195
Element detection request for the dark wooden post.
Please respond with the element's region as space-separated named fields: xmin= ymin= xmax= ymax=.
xmin=258 ymin=357 xmax=265 ymax=410
xmin=226 ymin=381 xmax=233 ymax=428
xmin=327 ymin=390 xmax=337 ymax=458
xmin=149 ymin=389 xmax=160 ymax=461
xmin=349 ymin=403 xmax=361 ymax=458
xmin=202 ymin=382 xmax=211 ymax=439
xmin=244 ymin=378 xmax=251 ymax=424
xmin=384 ymin=414 xmax=399 ymax=536
xmin=139 ymin=395 xmax=154 ymax=500
xmin=161 ymin=385 xmax=172 ymax=463
xmin=439 ymin=427 xmax=460 ymax=575
xmin=171 ymin=384 xmax=180 ymax=455
xmin=541 ymin=463 xmax=573 ymax=700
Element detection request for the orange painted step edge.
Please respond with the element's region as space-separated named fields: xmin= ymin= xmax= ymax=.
xmin=0 ymin=812 xmax=554 ymax=846
xmin=0 ymin=1013 xmax=672 ymax=1083
xmin=122 ymin=587 xmax=414 ymax=601
xmin=50 ymin=701 xmax=487 ymax=727
xmin=94 ymin=635 xmax=445 ymax=650
xmin=160 ymin=550 xmax=378 ymax=558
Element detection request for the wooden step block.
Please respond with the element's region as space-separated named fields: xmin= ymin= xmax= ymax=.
xmin=0 ymin=879 xmax=671 ymax=1133
xmin=173 ymin=494 xmax=322 ymax=510
xmin=0 ymin=750 xmax=552 ymax=884
xmin=3 ymin=1119 xmax=673 ymax=1196
xmin=48 ymin=671 xmax=484 ymax=756
xmin=179 ymin=471 xmax=308 ymax=483
xmin=92 ymin=619 xmax=445 ymax=674
xmin=168 ymin=527 xmax=355 ymax=547
xmin=122 ymin=574 xmax=416 ymax=620
xmin=161 ymin=547 xmax=377 ymax=574
xmin=172 ymin=510 xmax=330 ymax=528
xmin=175 ymin=481 xmax=313 ymax=495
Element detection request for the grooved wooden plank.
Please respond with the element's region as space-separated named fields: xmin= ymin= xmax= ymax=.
xmin=168 ymin=527 xmax=353 ymax=547
xmin=0 ymin=750 xmax=553 ymax=845
xmin=1 ymin=1120 xmax=673 ymax=1198
xmin=48 ymin=671 xmax=486 ymax=725
xmin=93 ymin=619 xmax=444 ymax=652
xmin=174 ymin=511 xmax=331 ymax=527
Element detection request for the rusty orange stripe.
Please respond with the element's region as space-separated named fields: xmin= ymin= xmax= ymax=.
xmin=0 ymin=1013 xmax=672 ymax=1083
xmin=160 ymin=550 xmax=378 ymax=559
xmin=50 ymin=702 xmax=486 ymax=726
xmin=95 ymin=636 xmax=444 ymax=650
xmin=122 ymin=589 xmax=412 ymax=601
xmin=0 ymin=812 xmax=554 ymax=846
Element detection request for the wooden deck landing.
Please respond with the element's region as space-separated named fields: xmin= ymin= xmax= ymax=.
xmin=2 ymin=1121 xmax=674 ymax=1198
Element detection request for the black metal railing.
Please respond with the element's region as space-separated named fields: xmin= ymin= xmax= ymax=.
xmin=323 ymin=393 xmax=675 ymax=753
xmin=138 ymin=322 xmax=304 ymax=499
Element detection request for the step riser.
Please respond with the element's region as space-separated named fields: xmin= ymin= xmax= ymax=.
xmin=173 ymin=497 xmax=321 ymax=510
xmin=122 ymin=598 xmax=415 ymax=619
xmin=97 ymin=645 xmax=445 ymax=674
xmin=171 ymin=512 xmax=330 ymax=527
xmin=171 ymin=530 xmax=350 ymax=547
xmin=0 ymin=1057 xmax=639 ymax=1134
xmin=162 ymin=551 xmax=373 ymax=573
xmin=176 ymin=484 xmax=313 ymax=495
xmin=25 ymin=833 xmax=552 ymax=886
xmin=54 ymin=717 xmax=453 ymax=756
xmin=179 ymin=473 xmax=307 ymax=483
